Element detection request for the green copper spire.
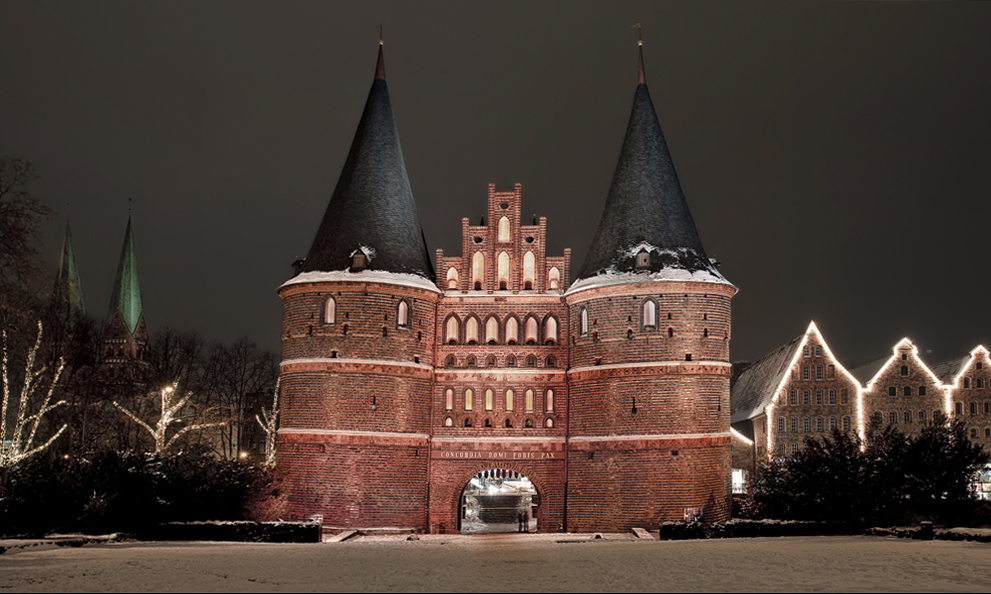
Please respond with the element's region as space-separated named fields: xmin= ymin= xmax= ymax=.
xmin=52 ymin=220 xmax=85 ymax=319
xmin=107 ymin=215 xmax=144 ymax=335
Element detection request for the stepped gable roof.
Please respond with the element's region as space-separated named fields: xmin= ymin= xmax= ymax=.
xmin=930 ymin=355 xmax=970 ymax=385
xmin=52 ymin=220 xmax=85 ymax=319
xmin=576 ymin=44 xmax=723 ymax=283
xmin=299 ymin=45 xmax=433 ymax=279
xmin=730 ymin=335 xmax=803 ymax=424
xmin=107 ymin=215 xmax=144 ymax=335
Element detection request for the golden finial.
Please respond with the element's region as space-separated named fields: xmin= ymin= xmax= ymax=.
xmin=633 ymin=23 xmax=642 ymax=46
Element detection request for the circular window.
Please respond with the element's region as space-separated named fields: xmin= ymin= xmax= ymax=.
xmin=474 ymin=236 xmax=483 ymax=243
xmin=500 ymin=202 xmax=509 ymax=210
xmin=525 ymin=236 xmax=534 ymax=243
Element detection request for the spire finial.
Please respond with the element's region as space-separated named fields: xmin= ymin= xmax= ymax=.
xmin=375 ymin=26 xmax=386 ymax=81
xmin=128 ymin=197 xmax=132 ymax=214
xmin=633 ymin=23 xmax=645 ymax=84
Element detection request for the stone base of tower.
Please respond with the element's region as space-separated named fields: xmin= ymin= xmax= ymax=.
xmin=565 ymin=434 xmax=731 ymax=532
xmin=277 ymin=431 xmax=429 ymax=530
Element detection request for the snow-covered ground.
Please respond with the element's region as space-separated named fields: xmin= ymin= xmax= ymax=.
xmin=1 ymin=535 xmax=989 ymax=592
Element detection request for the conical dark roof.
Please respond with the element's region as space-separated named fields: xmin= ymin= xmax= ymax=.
xmin=577 ymin=47 xmax=721 ymax=282
xmin=299 ymin=46 xmax=433 ymax=279
xmin=107 ymin=215 xmax=144 ymax=335
xmin=52 ymin=220 xmax=85 ymax=319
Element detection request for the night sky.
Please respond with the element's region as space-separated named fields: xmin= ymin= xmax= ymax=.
xmin=2 ymin=2 xmax=989 ymax=368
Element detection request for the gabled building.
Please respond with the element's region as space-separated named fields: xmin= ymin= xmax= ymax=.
xmin=730 ymin=322 xmax=861 ymax=470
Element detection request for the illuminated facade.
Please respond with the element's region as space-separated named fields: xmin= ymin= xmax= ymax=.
xmin=276 ymin=43 xmax=736 ymax=533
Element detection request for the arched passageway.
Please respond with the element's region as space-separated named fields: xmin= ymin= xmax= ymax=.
xmin=458 ymin=469 xmax=539 ymax=534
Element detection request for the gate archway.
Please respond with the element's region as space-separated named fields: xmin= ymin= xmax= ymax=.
xmin=458 ymin=468 xmax=539 ymax=534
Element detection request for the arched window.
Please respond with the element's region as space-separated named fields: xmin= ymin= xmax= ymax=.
xmin=485 ymin=389 xmax=493 ymax=411
xmin=445 ymin=355 xmax=456 ymax=367
xmin=546 ymin=355 xmax=557 ymax=368
xmin=445 ymin=317 xmax=460 ymax=344
xmin=545 ymin=389 xmax=554 ymax=412
xmin=324 ymin=297 xmax=336 ymax=325
xmin=466 ymin=355 xmax=477 ymax=367
xmin=472 ymin=252 xmax=485 ymax=290
xmin=485 ymin=355 xmax=497 ymax=367
xmin=580 ymin=308 xmax=589 ymax=336
xmin=526 ymin=389 xmax=534 ymax=412
xmin=544 ymin=317 xmax=558 ymax=345
xmin=497 ymin=252 xmax=510 ymax=290
xmin=642 ymin=300 xmax=656 ymax=328
xmin=486 ymin=317 xmax=500 ymax=344
xmin=465 ymin=389 xmax=473 ymax=411
xmin=525 ymin=317 xmax=539 ymax=344
xmin=505 ymin=355 xmax=516 ymax=367
xmin=667 ymin=328 xmax=674 ymax=338
xmin=545 ymin=418 xmax=554 ymax=428
xmin=466 ymin=317 xmax=480 ymax=344
xmin=548 ymin=267 xmax=560 ymax=290
xmin=444 ymin=416 xmax=453 ymax=427
xmin=498 ymin=216 xmax=511 ymax=242
xmin=506 ymin=317 xmax=519 ymax=344
xmin=397 ymin=301 xmax=409 ymax=328
xmin=445 ymin=389 xmax=454 ymax=410
xmin=447 ymin=267 xmax=459 ymax=290
xmin=525 ymin=355 xmax=537 ymax=368
xmin=525 ymin=418 xmax=533 ymax=428
xmin=506 ymin=389 xmax=514 ymax=411
xmin=523 ymin=251 xmax=536 ymax=289
xmin=904 ymin=386 xmax=912 ymax=396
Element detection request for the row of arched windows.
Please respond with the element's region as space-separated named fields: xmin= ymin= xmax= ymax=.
xmin=577 ymin=300 xmax=719 ymax=338
xmin=777 ymin=416 xmax=851 ymax=433
xmin=447 ymin=255 xmax=561 ymax=291
xmin=443 ymin=415 xmax=556 ymax=429
xmin=322 ymin=297 xmax=409 ymax=328
xmin=443 ymin=387 xmax=556 ymax=414
xmin=444 ymin=354 xmax=558 ymax=368
xmin=444 ymin=313 xmax=558 ymax=345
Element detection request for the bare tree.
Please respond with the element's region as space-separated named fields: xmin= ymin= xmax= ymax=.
xmin=113 ymin=382 xmax=224 ymax=455
xmin=1 ymin=321 xmax=67 ymax=469
xmin=204 ymin=338 xmax=277 ymax=459
xmin=0 ymin=157 xmax=49 ymax=291
xmin=256 ymin=377 xmax=280 ymax=468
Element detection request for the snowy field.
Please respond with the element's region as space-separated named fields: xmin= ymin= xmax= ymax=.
xmin=1 ymin=535 xmax=989 ymax=592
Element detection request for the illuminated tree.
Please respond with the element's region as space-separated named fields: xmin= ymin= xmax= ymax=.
xmin=255 ymin=377 xmax=280 ymax=468
xmin=1 ymin=321 xmax=67 ymax=469
xmin=113 ymin=382 xmax=224 ymax=455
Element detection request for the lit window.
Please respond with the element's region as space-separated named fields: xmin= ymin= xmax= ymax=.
xmin=397 ymin=301 xmax=409 ymax=328
xmin=506 ymin=389 xmax=514 ymax=411
xmin=324 ymin=297 xmax=336 ymax=325
xmin=522 ymin=251 xmax=536 ymax=289
xmin=486 ymin=317 xmax=500 ymax=344
xmin=545 ymin=418 xmax=555 ymax=428
xmin=525 ymin=390 xmax=534 ymax=412
xmin=643 ymin=300 xmax=657 ymax=328
xmin=546 ymin=389 xmax=554 ymax=412
xmin=447 ymin=267 xmax=459 ymax=290
xmin=525 ymin=317 xmax=539 ymax=344
xmin=498 ymin=252 xmax=510 ymax=289
xmin=498 ymin=216 xmax=511 ymax=242
xmin=580 ymin=308 xmax=589 ymax=336
xmin=466 ymin=317 xmax=480 ymax=344
xmin=445 ymin=317 xmax=460 ymax=344
xmin=445 ymin=388 xmax=454 ymax=410
xmin=506 ymin=317 xmax=519 ymax=344
xmin=544 ymin=317 xmax=558 ymax=344
xmin=548 ymin=267 xmax=560 ymax=290
xmin=472 ymin=252 xmax=485 ymax=290
xmin=485 ymin=389 xmax=493 ymax=411
xmin=444 ymin=417 xmax=453 ymax=427
xmin=465 ymin=389 xmax=473 ymax=411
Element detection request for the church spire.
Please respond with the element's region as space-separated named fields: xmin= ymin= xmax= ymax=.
xmin=107 ymin=215 xmax=144 ymax=335
xmin=52 ymin=219 xmax=85 ymax=320
xmin=575 ymin=39 xmax=724 ymax=283
xmin=299 ymin=42 xmax=433 ymax=279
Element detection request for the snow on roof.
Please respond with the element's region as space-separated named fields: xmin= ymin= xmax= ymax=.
xmin=848 ymin=357 xmax=890 ymax=385
xmin=929 ymin=355 xmax=971 ymax=384
xmin=729 ymin=335 xmax=803 ymax=424
xmin=566 ymin=263 xmax=731 ymax=295
xmin=280 ymin=269 xmax=440 ymax=293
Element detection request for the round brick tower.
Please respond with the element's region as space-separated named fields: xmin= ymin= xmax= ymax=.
xmin=277 ymin=44 xmax=440 ymax=530
xmin=564 ymin=43 xmax=737 ymax=530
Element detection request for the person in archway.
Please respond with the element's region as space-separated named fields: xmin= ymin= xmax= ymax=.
xmin=522 ymin=511 xmax=529 ymax=533
xmin=517 ymin=511 xmax=524 ymax=533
